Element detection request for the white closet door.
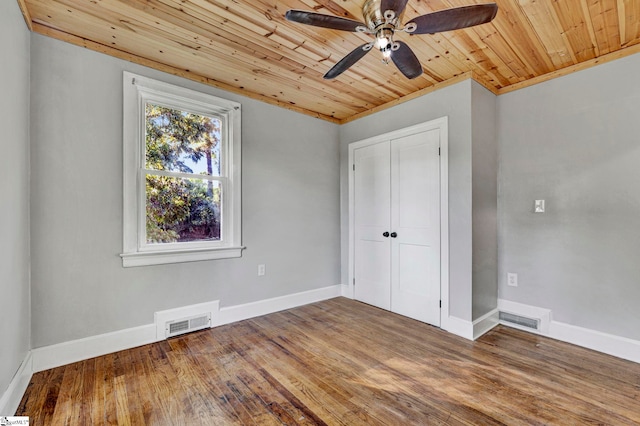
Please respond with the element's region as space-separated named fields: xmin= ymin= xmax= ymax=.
xmin=390 ymin=129 xmax=441 ymax=326
xmin=353 ymin=141 xmax=391 ymax=310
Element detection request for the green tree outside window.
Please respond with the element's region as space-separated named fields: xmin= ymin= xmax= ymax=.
xmin=144 ymin=104 xmax=222 ymax=244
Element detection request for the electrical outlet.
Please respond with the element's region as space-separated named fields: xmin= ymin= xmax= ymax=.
xmin=534 ymin=200 xmax=545 ymax=213
xmin=257 ymin=264 xmax=266 ymax=276
xmin=507 ymin=272 xmax=518 ymax=287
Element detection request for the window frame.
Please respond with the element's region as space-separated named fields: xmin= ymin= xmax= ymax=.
xmin=121 ymin=72 xmax=242 ymax=267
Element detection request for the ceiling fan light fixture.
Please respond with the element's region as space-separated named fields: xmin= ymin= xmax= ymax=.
xmin=374 ymin=28 xmax=393 ymax=49
xmin=381 ymin=47 xmax=392 ymax=63
xmin=375 ymin=27 xmax=394 ymax=63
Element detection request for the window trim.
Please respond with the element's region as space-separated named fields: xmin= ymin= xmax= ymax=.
xmin=121 ymin=72 xmax=243 ymax=267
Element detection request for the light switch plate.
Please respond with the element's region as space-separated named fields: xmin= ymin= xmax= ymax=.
xmin=534 ymin=200 xmax=545 ymax=213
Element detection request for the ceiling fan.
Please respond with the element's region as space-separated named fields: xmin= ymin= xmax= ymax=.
xmin=285 ymin=0 xmax=498 ymax=80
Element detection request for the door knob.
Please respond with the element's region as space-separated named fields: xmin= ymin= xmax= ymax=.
xmin=383 ymin=232 xmax=390 ymax=237
xmin=390 ymin=232 xmax=398 ymax=238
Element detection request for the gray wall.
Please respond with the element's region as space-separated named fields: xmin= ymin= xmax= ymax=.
xmin=340 ymin=81 xmax=474 ymax=321
xmin=471 ymin=82 xmax=498 ymax=320
xmin=30 ymin=34 xmax=340 ymax=348
xmin=0 ymin=1 xmax=31 ymax=398
xmin=498 ymin=52 xmax=640 ymax=341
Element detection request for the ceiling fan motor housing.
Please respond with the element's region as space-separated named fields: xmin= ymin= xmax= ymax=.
xmin=363 ymin=0 xmax=404 ymax=30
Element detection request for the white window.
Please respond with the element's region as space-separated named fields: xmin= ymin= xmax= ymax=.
xmin=121 ymin=72 xmax=242 ymax=267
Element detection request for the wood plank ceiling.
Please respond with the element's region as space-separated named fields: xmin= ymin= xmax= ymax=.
xmin=18 ymin=0 xmax=640 ymax=123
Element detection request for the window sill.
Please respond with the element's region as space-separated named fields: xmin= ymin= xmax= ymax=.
xmin=120 ymin=246 xmax=244 ymax=267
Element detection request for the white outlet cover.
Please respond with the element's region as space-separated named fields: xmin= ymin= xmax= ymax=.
xmin=507 ymin=272 xmax=518 ymax=287
xmin=534 ymin=200 xmax=545 ymax=213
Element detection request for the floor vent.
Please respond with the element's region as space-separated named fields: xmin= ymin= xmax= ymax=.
xmin=155 ymin=300 xmax=219 ymax=340
xmin=166 ymin=313 xmax=211 ymax=338
xmin=499 ymin=311 xmax=540 ymax=330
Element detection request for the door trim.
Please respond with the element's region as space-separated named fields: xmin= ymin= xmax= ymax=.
xmin=347 ymin=117 xmax=450 ymax=328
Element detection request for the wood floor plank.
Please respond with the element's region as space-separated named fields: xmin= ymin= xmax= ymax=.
xmin=473 ymin=334 xmax=640 ymax=422
xmin=16 ymin=297 xmax=640 ymax=424
xmin=181 ymin=330 xmax=277 ymax=425
xmin=16 ymin=367 xmax=64 ymax=424
xmin=248 ymin=309 xmax=501 ymax=425
xmin=114 ymin=375 xmax=132 ymax=426
xmin=90 ymin=355 xmax=107 ymax=425
xmin=102 ymin=353 xmax=118 ymax=425
xmin=246 ymin=315 xmax=472 ymax=424
xmin=203 ymin=338 xmax=321 ymax=425
xmin=79 ymin=358 xmax=96 ymax=425
xmin=222 ymin=325 xmax=357 ymax=425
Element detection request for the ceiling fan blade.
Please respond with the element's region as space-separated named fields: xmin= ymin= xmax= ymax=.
xmin=285 ymin=10 xmax=366 ymax=32
xmin=324 ymin=44 xmax=372 ymax=79
xmin=380 ymin=0 xmax=410 ymax=17
xmin=407 ymin=4 xmax=498 ymax=34
xmin=391 ymin=41 xmax=423 ymax=79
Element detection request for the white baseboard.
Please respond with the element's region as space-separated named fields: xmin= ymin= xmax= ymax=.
xmin=444 ymin=315 xmax=474 ymax=340
xmin=443 ymin=309 xmax=499 ymax=341
xmin=30 ymin=285 xmax=341 ymax=373
xmin=31 ymin=324 xmax=157 ymax=373
xmin=215 ymin=285 xmax=341 ymax=326
xmin=473 ymin=309 xmax=499 ymax=340
xmin=498 ymin=298 xmax=640 ymax=364
xmin=549 ymin=320 xmax=640 ymax=364
xmin=340 ymin=284 xmax=353 ymax=299
xmin=0 ymin=352 xmax=33 ymax=416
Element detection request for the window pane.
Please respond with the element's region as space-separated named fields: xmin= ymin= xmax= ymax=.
xmin=145 ymin=103 xmax=221 ymax=176
xmin=145 ymin=174 xmax=221 ymax=244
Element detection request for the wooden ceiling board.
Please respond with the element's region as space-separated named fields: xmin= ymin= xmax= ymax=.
xmin=30 ymin=0 xmax=375 ymax=116
xmin=552 ymin=0 xmax=598 ymax=62
xmin=588 ymin=0 xmax=622 ymax=55
xmin=621 ymin=0 xmax=640 ymax=46
xmin=514 ymin=0 xmax=575 ymax=69
xmin=32 ymin=5 xmax=365 ymax=120
xmin=20 ymin=0 xmax=640 ymax=123
xmin=16 ymin=0 xmax=33 ymax=30
xmin=444 ymin=29 xmax=516 ymax=86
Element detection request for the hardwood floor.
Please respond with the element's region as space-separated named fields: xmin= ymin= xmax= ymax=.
xmin=17 ymin=297 xmax=640 ymax=425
